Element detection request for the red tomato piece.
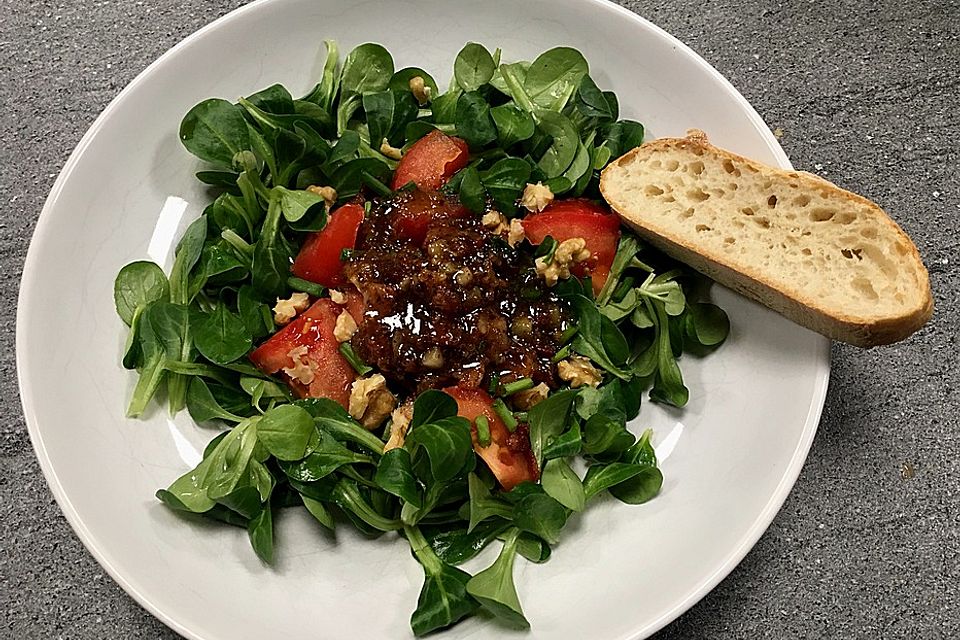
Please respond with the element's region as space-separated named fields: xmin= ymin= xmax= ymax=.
xmin=391 ymin=189 xmax=471 ymax=245
xmin=443 ymin=386 xmax=539 ymax=491
xmin=391 ymin=130 xmax=470 ymax=191
xmin=290 ymin=203 xmax=365 ymax=287
xmin=521 ymin=199 xmax=621 ymax=295
xmin=249 ymin=295 xmax=365 ymax=408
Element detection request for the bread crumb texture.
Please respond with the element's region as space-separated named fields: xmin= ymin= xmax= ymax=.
xmin=602 ymin=137 xmax=931 ymax=329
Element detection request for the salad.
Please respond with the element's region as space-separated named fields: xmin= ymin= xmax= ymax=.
xmin=113 ymin=41 xmax=729 ymax=635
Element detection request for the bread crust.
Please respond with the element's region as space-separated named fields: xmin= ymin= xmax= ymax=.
xmin=599 ymin=132 xmax=933 ymax=347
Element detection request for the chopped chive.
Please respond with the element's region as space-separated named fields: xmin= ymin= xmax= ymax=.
xmin=514 ymin=411 xmax=528 ymax=422
xmin=501 ymin=378 xmax=534 ymax=396
xmin=340 ymin=247 xmax=354 ymax=261
xmin=551 ymin=345 xmax=572 ymax=363
xmin=364 ymin=200 xmax=372 ymax=215
xmin=475 ymin=415 xmax=491 ymax=447
xmin=361 ymin=171 xmax=394 ymax=198
xmin=286 ymin=277 xmax=325 ymax=298
xmin=558 ymin=325 xmax=579 ymax=344
xmin=492 ymin=398 xmax=518 ymax=433
xmin=339 ymin=342 xmax=373 ymax=376
xmin=487 ymin=372 xmax=501 ymax=394
xmin=398 ymin=179 xmax=417 ymax=193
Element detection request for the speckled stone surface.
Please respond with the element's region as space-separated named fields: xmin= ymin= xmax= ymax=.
xmin=1 ymin=1 xmax=957 ymax=638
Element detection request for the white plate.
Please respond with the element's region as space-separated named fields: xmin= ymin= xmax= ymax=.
xmin=17 ymin=0 xmax=830 ymax=638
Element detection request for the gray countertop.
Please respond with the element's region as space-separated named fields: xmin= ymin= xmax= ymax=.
xmin=1 ymin=1 xmax=957 ymax=638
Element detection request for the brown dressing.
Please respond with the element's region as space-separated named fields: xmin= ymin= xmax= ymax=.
xmin=343 ymin=190 xmax=570 ymax=394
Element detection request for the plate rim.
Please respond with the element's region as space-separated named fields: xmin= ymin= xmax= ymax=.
xmin=15 ymin=0 xmax=831 ymax=638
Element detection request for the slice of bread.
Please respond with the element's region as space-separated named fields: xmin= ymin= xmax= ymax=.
xmin=599 ymin=130 xmax=932 ymax=347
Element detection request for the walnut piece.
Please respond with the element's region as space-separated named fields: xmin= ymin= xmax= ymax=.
xmin=507 ymin=218 xmax=525 ymax=247
xmin=380 ymin=138 xmax=403 ymax=160
xmin=306 ymin=185 xmax=338 ymax=208
xmin=481 ymin=211 xmax=525 ymax=248
xmin=282 ymin=344 xmax=316 ymax=385
xmin=557 ymin=355 xmax=603 ymax=388
xmin=482 ymin=210 xmax=508 ymax=233
xmin=348 ymin=374 xmax=397 ymax=430
xmin=534 ymin=237 xmax=592 ymax=286
xmin=333 ymin=309 xmax=358 ymax=342
xmin=328 ymin=289 xmax=346 ymax=305
xmin=422 ymin=347 xmax=444 ymax=369
xmin=521 ymin=182 xmax=554 ymax=212
xmin=408 ymin=76 xmax=432 ymax=105
xmin=273 ymin=292 xmax=311 ymax=325
xmin=384 ymin=402 xmax=414 ymax=452
xmin=453 ymin=267 xmax=473 ymax=287
xmin=511 ymin=382 xmax=550 ymax=410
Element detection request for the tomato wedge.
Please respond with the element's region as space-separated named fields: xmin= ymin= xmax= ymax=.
xmin=522 ymin=199 xmax=621 ymax=295
xmin=391 ymin=189 xmax=471 ymax=245
xmin=291 ymin=203 xmax=365 ymax=287
xmin=391 ymin=130 xmax=470 ymax=191
xmin=249 ymin=293 xmax=364 ymax=408
xmin=443 ymin=386 xmax=539 ymax=491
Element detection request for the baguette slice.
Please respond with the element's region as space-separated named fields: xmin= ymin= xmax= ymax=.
xmin=599 ymin=130 xmax=932 ymax=347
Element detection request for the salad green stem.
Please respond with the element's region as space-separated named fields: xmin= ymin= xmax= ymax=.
xmin=404 ymin=523 xmax=442 ymax=573
xmin=317 ymin=417 xmax=385 ymax=456
xmin=163 ymin=360 xmax=235 ymax=385
xmin=339 ymin=342 xmax=374 ymax=376
xmin=221 ymin=229 xmax=254 ymax=261
xmin=334 ymin=480 xmax=402 ymax=531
